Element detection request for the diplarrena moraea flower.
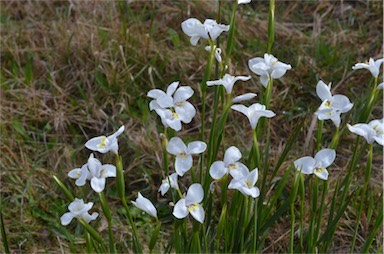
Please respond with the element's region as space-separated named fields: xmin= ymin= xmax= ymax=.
xmin=294 ymin=149 xmax=336 ymax=181
xmin=85 ymin=125 xmax=125 ymax=154
xmin=231 ymin=103 xmax=276 ymax=129
xmin=60 ymin=198 xmax=98 ymax=226
xmin=248 ymin=53 xmax=292 ymax=88
xmin=148 ymin=81 xmax=196 ymax=131
xmin=314 ymin=80 xmax=353 ymax=127
xmin=352 ymin=57 xmax=383 ymax=78
xmin=173 ymin=183 xmax=205 ymax=224
xmin=209 ymin=146 xmax=249 ymax=180
xmin=228 ymin=168 xmax=260 ymax=198
xmin=207 ymin=74 xmax=251 ymax=94
xmin=205 ymin=45 xmax=222 ymax=62
xmin=68 ymin=153 xmax=116 ymax=193
xmin=347 ymin=119 xmax=384 ymax=146
xmin=132 ymin=192 xmax=157 ymax=218
xmin=181 ymin=18 xmax=229 ymax=46
xmin=238 ymin=0 xmax=252 ymax=4
xmin=166 ymin=137 xmax=207 ymax=176
xmin=159 ymin=172 xmax=179 ymax=196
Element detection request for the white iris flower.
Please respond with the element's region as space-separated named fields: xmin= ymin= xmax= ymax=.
xmin=181 ymin=18 xmax=229 ymax=46
xmin=166 ymin=137 xmax=207 ymax=176
xmin=60 ymin=198 xmax=98 ymax=226
xmin=132 ymin=192 xmax=157 ymax=218
xmin=231 ymin=103 xmax=275 ymax=129
xmin=85 ymin=125 xmax=125 ymax=154
xmin=352 ymin=58 xmax=383 ymax=78
xmin=347 ymin=119 xmax=384 ymax=146
xmin=294 ymin=149 xmax=336 ymax=180
xmin=207 ymin=74 xmax=251 ymax=94
xmin=228 ymin=168 xmax=260 ymax=198
xmin=173 ymin=183 xmax=205 ymax=224
xmin=159 ymin=173 xmax=179 ymax=196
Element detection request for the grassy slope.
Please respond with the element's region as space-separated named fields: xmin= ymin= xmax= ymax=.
xmin=0 ymin=0 xmax=382 ymax=252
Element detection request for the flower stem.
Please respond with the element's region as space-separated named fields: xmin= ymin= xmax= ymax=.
xmin=360 ymin=77 xmax=378 ymax=122
xmin=307 ymin=176 xmax=318 ymax=252
xmin=162 ymin=128 xmax=169 ymax=177
xmin=98 ymin=192 xmax=116 ymax=253
xmin=267 ymin=0 xmax=275 ymax=54
xmin=252 ymin=198 xmax=258 ymax=253
xmin=316 ymin=120 xmax=324 ymax=150
xmin=252 ymin=128 xmax=261 ymax=169
xmin=314 ymin=180 xmax=328 ymax=250
xmin=290 ymin=171 xmax=300 ymax=253
xmin=329 ymin=126 xmax=340 ymax=150
xmin=350 ymin=144 xmax=373 ymax=253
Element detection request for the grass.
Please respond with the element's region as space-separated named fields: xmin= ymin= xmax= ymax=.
xmin=1 ymin=0 xmax=383 ymax=252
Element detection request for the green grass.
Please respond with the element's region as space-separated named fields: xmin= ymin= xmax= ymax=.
xmin=0 ymin=0 xmax=383 ymax=252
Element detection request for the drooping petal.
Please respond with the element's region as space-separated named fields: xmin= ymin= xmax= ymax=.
xmin=132 ymin=192 xmax=157 ymax=218
xmin=239 ymin=186 xmax=260 ymax=198
xmin=238 ymin=0 xmax=252 ymax=4
xmin=169 ymin=173 xmax=179 ymax=189
xmin=209 ymin=161 xmax=228 ymax=180
xmin=316 ymin=80 xmax=332 ymax=101
xmin=247 ymin=168 xmax=259 ymax=186
xmin=158 ymin=181 xmax=170 ymax=196
xmin=60 ymin=212 xmax=75 ymax=226
xmin=85 ymin=136 xmax=110 ymax=153
xmin=231 ymin=104 xmax=250 ymax=119
xmin=100 ymin=164 xmax=116 ymax=178
xmin=81 ymin=212 xmax=99 ymax=223
xmin=347 ymin=123 xmax=375 ymax=144
xmin=173 ymin=199 xmax=189 ymax=219
xmin=314 ymin=168 xmax=329 ymax=180
xmin=185 ymin=183 xmax=204 ymax=206
xmin=223 ymin=146 xmax=242 ymax=165
xmin=68 ymin=168 xmax=82 ymax=179
xmin=189 ymin=203 xmax=205 ymax=224
xmin=377 ymin=82 xmax=384 ymax=90
xmin=314 ymin=149 xmax=336 ymax=169
xmin=175 ymin=155 xmax=193 ymax=176
xmin=331 ymin=95 xmax=353 ymax=112
xmin=232 ymin=93 xmax=257 ymax=103
xmin=147 ymin=89 xmax=167 ymax=99
xmin=330 ymin=113 xmax=341 ymax=127
xmin=270 ymin=68 xmax=288 ymax=79
xmin=260 ymin=75 xmax=270 ymax=87
xmin=294 ymin=156 xmax=316 ymax=174
xmin=91 ymin=177 xmax=106 ymax=193
xmin=373 ymin=135 xmax=384 ymax=146
xmin=166 ymin=137 xmax=187 ymax=155
xmin=68 ymin=198 xmax=85 ymax=213
xmin=187 ymin=141 xmax=207 ymax=155
xmin=173 ymin=86 xmax=194 ymax=102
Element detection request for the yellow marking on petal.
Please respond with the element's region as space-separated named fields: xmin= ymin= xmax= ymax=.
xmin=101 ymin=168 xmax=106 ymax=177
xmin=175 ymin=101 xmax=185 ymax=106
xmin=188 ymin=203 xmax=199 ymax=212
xmin=314 ymin=168 xmax=325 ymax=174
xmin=178 ymin=153 xmax=187 ymax=158
xmin=325 ymin=100 xmax=332 ymax=108
xmin=372 ymin=124 xmax=383 ymax=134
xmin=245 ymin=180 xmax=252 ymax=187
xmin=76 ymin=173 xmax=81 ymax=177
xmin=97 ymin=136 xmax=108 ymax=148
xmin=172 ymin=112 xmax=179 ymax=119
xmin=228 ymin=164 xmax=238 ymax=171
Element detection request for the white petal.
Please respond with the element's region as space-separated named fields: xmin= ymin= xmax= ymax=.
xmin=240 ymin=186 xmax=260 ymax=198
xmin=224 ymin=146 xmax=242 ymax=165
xmin=157 ymin=95 xmax=174 ymax=108
xmin=167 ymin=118 xmax=182 ymax=132
xmin=147 ymin=89 xmax=166 ymax=99
xmin=173 ymin=86 xmax=194 ymax=102
xmin=238 ymin=0 xmax=251 ymax=4
xmin=232 ymin=93 xmax=257 ymax=103
xmin=209 ymin=161 xmax=228 ymax=180
xmin=190 ymin=36 xmax=200 ymax=46
xmin=68 ymin=198 xmax=85 ymax=213
xmin=316 ymin=80 xmax=332 ymax=101
xmin=173 ymin=199 xmax=189 ymax=219
xmin=294 ymin=156 xmax=316 ymax=174
xmin=373 ymin=135 xmax=384 ymax=146
xmin=330 ymin=113 xmax=341 ymax=127
xmin=68 ymin=168 xmax=82 ymax=179
xmin=185 ymin=183 xmax=204 ymax=206
xmin=175 ymin=155 xmax=193 ymax=176
xmin=132 ymin=193 xmax=157 ymax=218
xmin=347 ymin=123 xmax=375 ymax=144
xmin=187 ymin=141 xmax=207 ymax=154
xmin=270 ymin=68 xmax=288 ymax=79
xmin=100 ymin=164 xmax=116 ymax=178
xmin=81 ymin=212 xmax=99 ymax=223
xmin=189 ymin=204 xmax=205 ymax=224
xmin=175 ymin=102 xmax=196 ymax=124
xmin=166 ymin=81 xmax=179 ymax=96
xmin=314 ymin=149 xmax=336 ymax=169
xmin=159 ymin=181 xmax=170 ymax=196
xmin=60 ymin=212 xmax=75 ymax=226
xmin=91 ymin=177 xmax=106 ymax=193
xmin=166 ymin=137 xmax=187 ymax=155
xmin=169 ymin=173 xmax=179 ymax=189
xmin=377 ymin=82 xmax=384 ymax=90
xmin=247 ymin=168 xmax=259 ymax=186
xmin=260 ymin=75 xmax=270 ymax=87
xmin=231 ymin=104 xmax=250 ymax=119
xmin=314 ymin=168 xmax=329 ymax=180
xmin=228 ymin=162 xmax=249 ymax=179
xmin=85 ymin=136 xmax=110 ymax=153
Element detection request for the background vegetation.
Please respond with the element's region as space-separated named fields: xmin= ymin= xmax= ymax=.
xmin=1 ymin=0 xmax=383 ymax=252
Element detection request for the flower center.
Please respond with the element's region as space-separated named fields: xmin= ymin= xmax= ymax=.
xmin=188 ymin=203 xmax=199 ymax=212
xmin=97 ymin=136 xmax=109 ymax=148
xmin=228 ymin=163 xmax=238 ymax=171
xmin=325 ymin=100 xmax=332 ymax=109
xmin=372 ymin=124 xmax=383 ymax=134
xmin=245 ymin=180 xmax=253 ymax=188
xmin=172 ymin=112 xmax=179 ymax=120
xmin=314 ymin=167 xmax=325 ymax=174
xmin=175 ymin=101 xmax=185 ymax=107
xmin=178 ymin=152 xmax=188 ymax=158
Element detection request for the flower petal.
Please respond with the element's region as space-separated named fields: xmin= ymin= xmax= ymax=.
xmin=209 ymin=161 xmax=227 ymax=180
xmin=232 ymin=93 xmax=257 ymax=103
xmin=187 ymin=141 xmax=207 ymax=154
xmin=189 ymin=203 xmax=205 ymax=224
xmin=166 ymin=81 xmax=179 ymax=96
xmin=166 ymin=137 xmax=187 ymax=155
xmin=223 ymin=146 xmax=242 ymax=165
xmin=316 ymin=80 xmax=332 ymax=101
xmin=260 ymin=75 xmax=270 ymax=87
xmin=91 ymin=177 xmax=106 ymax=193
xmin=314 ymin=149 xmax=336 ymax=169
xmin=132 ymin=192 xmax=157 ymax=218
xmin=229 ymin=162 xmax=249 ymax=179
xmin=294 ymin=156 xmax=316 ymax=174
xmin=185 ymin=183 xmax=204 ymax=206
xmin=147 ymin=89 xmax=166 ymax=99
xmin=175 ymin=155 xmax=193 ymax=176
xmin=157 ymin=95 xmax=174 ymax=108
xmin=314 ymin=168 xmax=329 ymax=180
xmin=173 ymin=86 xmax=194 ymax=102
xmin=175 ymin=102 xmax=196 ymax=124
xmin=173 ymin=199 xmax=189 ymax=219
xmin=100 ymin=164 xmax=116 ymax=178
xmin=60 ymin=212 xmax=75 ymax=226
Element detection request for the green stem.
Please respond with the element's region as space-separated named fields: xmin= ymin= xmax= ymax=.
xmin=350 ymin=144 xmax=373 ymax=253
xmin=99 ymin=192 xmax=116 ymax=253
xmin=162 ymin=128 xmax=169 ymax=177
xmin=316 ymin=120 xmax=324 ymax=151
xmin=307 ymin=176 xmax=318 ymax=252
xmin=314 ymin=180 xmax=328 ymax=250
xmin=267 ymin=0 xmax=275 ymax=54
xmin=252 ymin=198 xmax=258 ymax=253
xmin=360 ymin=77 xmax=378 ymax=122
xmin=290 ymin=172 xmax=300 ymax=253
xmin=224 ymin=1 xmax=238 ymax=65
xmin=85 ymin=232 xmax=93 ymax=253
xmin=252 ymin=129 xmax=261 ymax=169
xmin=329 ymin=126 xmax=340 ymax=150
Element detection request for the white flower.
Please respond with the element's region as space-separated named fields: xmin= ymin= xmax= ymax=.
xmin=347 ymin=119 xmax=384 ymax=146
xmin=377 ymin=82 xmax=384 ymax=90
xmin=85 ymin=125 xmax=125 ymax=154
xmin=209 ymin=146 xmax=249 ymax=180
xmin=132 ymin=192 xmax=157 ymax=218
xmin=173 ymin=183 xmax=205 ymax=223
xmin=228 ymin=168 xmax=260 ymax=198
xmin=60 ymin=198 xmax=98 ymax=226
xmin=352 ymin=58 xmax=383 ymax=78
xmin=238 ymin=0 xmax=252 ymax=4
xmin=207 ymin=74 xmax=251 ymax=94
xmin=248 ymin=53 xmax=292 ymax=87
xmin=231 ymin=103 xmax=276 ymax=129
xmin=148 ymin=82 xmax=196 ymax=131
xmin=294 ymin=149 xmax=336 ymax=180
xmin=159 ymin=173 xmax=179 ymax=196
xmin=166 ymin=137 xmax=207 ymax=176
xmin=314 ymin=80 xmax=353 ymax=127
xmin=232 ymin=93 xmax=257 ymax=103
xmin=68 ymin=154 xmax=116 ymax=193
xmin=205 ymin=45 xmax=222 ymax=62
xmin=181 ymin=18 xmax=230 ymax=46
